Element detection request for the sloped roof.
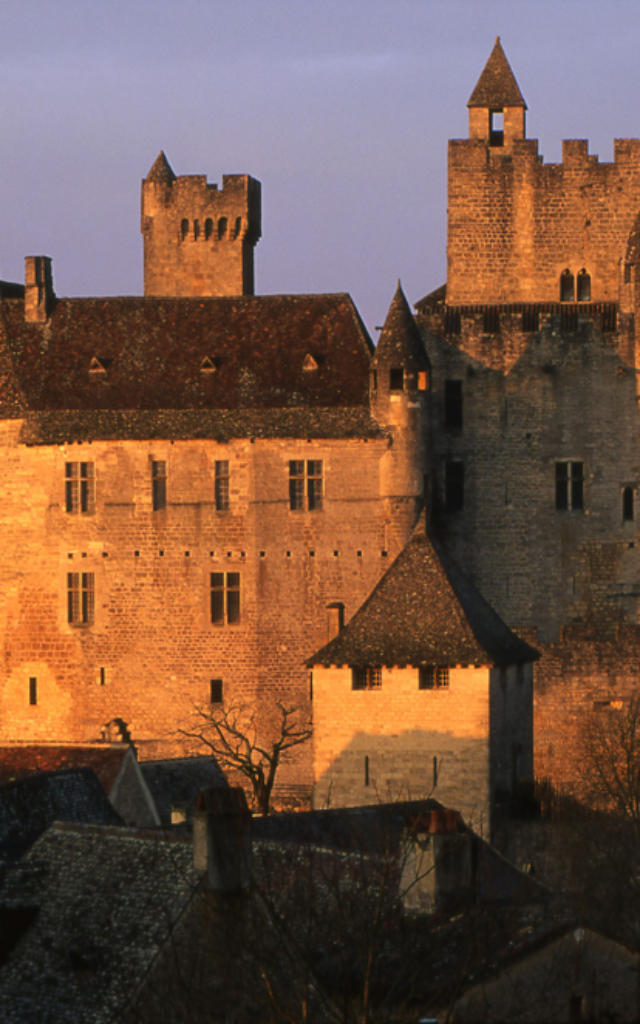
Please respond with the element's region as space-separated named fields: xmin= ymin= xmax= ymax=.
xmin=0 ymin=293 xmax=376 ymax=441
xmin=0 ymin=822 xmax=198 ymax=1023
xmin=0 ymin=769 xmax=121 ymax=864
xmin=0 ymin=744 xmax=131 ymax=794
xmin=308 ymin=526 xmax=538 ymax=668
xmin=145 ymin=150 xmax=176 ymax=184
xmin=373 ymin=282 xmax=430 ymax=371
xmin=468 ymin=37 xmax=527 ymax=109
xmin=140 ymin=756 xmax=227 ymax=825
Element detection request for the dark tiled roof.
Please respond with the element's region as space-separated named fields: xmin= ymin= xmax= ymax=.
xmin=145 ymin=150 xmax=176 ymax=183
xmin=0 ymin=293 xmax=375 ymax=440
xmin=467 ymin=37 xmax=527 ymax=109
xmin=0 ymin=822 xmax=198 ymax=1023
xmin=0 ymin=769 xmax=121 ymax=864
xmin=140 ymin=756 xmax=228 ymax=825
xmin=20 ymin=406 xmax=383 ymax=444
xmin=0 ymin=744 xmax=130 ymax=794
xmin=308 ymin=526 xmax=538 ymax=668
xmin=373 ymin=282 xmax=430 ymax=371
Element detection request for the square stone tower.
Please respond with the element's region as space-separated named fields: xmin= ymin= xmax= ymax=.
xmin=141 ymin=152 xmax=261 ymax=297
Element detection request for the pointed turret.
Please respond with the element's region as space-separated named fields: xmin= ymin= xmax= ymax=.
xmin=467 ymin=38 xmax=526 ymax=147
xmin=371 ymin=284 xmax=430 ymax=540
xmin=373 ymin=281 xmax=430 ymax=386
xmin=145 ymin=151 xmax=176 ymax=184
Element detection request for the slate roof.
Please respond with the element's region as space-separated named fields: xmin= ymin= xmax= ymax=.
xmin=308 ymin=525 xmax=538 ymax=668
xmin=0 ymin=769 xmax=121 ymax=864
xmin=0 ymin=822 xmax=198 ymax=1024
xmin=373 ymin=282 xmax=430 ymax=371
xmin=0 ymin=293 xmax=378 ymax=442
xmin=140 ymin=756 xmax=228 ymax=825
xmin=467 ymin=37 xmax=527 ymax=109
xmin=0 ymin=744 xmax=130 ymax=794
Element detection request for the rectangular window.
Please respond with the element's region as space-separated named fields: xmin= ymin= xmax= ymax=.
xmin=210 ymin=572 xmax=240 ymax=625
xmin=67 ymin=572 xmax=95 ymax=625
xmin=210 ymin=678 xmax=223 ymax=703
xmin=555 ymin=461 xmax=584 ymax=511
xmin=29 ymin=677 xmax=37 ymax=706
xmin=419 ymin=666 xmax=449 ymax=689
xmin=215 ymin=460 xmax=229 ymax=511
xmin=389 ymin=367 xmax=404 ymax=391
xmin=151 ymin=460 xmax=166 ymax=511
xmin=352 ymin=667 xmax=382 ymax=690
xmin=444 ymin=461 xmax=464 ymax=513
xmin=65 ymin=462 xmax=95 ymax=514
xmin=444 ymin=380 xmax=463 ymax=429
xmin=289 ymin=460 xmax=323 ymax=511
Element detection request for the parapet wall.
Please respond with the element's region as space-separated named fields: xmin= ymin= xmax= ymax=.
xmin=447 ymin=136 xmax=640 ymax=306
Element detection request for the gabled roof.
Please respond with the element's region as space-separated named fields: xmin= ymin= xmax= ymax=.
xmin=145 ymin=150 xmax=176 ymax=184
xmin=308 ymin=525 xmax=538 ymax=668
xmin=0 ymin=744 xmax=131 ymax=793
xmin=0 ymin=293 xmax=379 ymax=442
xmin=373 ymin=282 xmax=430 ymax=371
xmin=468 ymin=37 xmax=527 ymax=109
xmin=140 ymin=756 xmax=228 ymax=825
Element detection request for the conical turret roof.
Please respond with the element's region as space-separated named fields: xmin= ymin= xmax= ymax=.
xmin=145 ymin=151 xmax=176 ymax=184
xmin=373 ymin=282 xmax=429 ymax=371
xmin=468 ymin=37 xmax=527 ymax=109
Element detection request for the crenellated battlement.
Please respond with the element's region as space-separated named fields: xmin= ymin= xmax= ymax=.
xmin=141 ymin=153 xmax=261 ymax=298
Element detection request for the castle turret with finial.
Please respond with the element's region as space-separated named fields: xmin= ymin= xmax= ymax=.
xmin=467 ymin=36 xmax=527 ymax=148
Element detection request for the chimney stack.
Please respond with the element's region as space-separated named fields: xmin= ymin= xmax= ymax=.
xmin=193 ymin=786 xmax=251 ymax=893
xmin=25 ymin=256 xmax=55 ymax=323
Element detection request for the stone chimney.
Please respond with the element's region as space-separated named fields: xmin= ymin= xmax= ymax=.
xmin=193 ymin=786 xmax=251 ymax=893
xmin=24 ymin=256 xmax=55 ymax=323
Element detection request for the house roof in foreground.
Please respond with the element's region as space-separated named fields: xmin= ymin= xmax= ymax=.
xmin=0 ymin=744 xmax=131 ymax=794
xmin=309 ymin=525 xmax=538 ymax=668
xmin=0 ymin=822 xmax=198 ymax=1024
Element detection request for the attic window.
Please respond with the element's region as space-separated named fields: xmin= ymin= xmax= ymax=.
xmin=490 ymin=109 xmax=504 ymax=147
xmin=200 ymin=356 xmax=217 ymax=375
xmin=302 ymin=353 xmax=319 ymax=372
xmin=88 ymin=357 xmax=108 ymax=376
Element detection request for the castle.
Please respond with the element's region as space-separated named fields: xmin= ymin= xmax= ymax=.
xmin=0 ymin=39 xmax=637 ymax=816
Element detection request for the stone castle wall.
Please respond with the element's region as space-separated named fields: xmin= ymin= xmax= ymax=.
xmin=0 ymin=427 xmax=420 ymax=800
xmin=447 ymin=138 xmax=640 ymax=306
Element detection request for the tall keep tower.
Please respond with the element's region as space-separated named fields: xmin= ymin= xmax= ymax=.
xmin=141 ymin=152 xmax=261 ymax=298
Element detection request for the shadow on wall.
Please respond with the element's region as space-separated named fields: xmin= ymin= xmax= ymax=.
xmin=313 ymin=729 xmax=490 ymax=836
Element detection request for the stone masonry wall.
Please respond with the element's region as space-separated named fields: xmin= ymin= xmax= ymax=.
xmin=447 ymin=137 xmax=640 ymax=306
xmin=141 ymin=173 xmax=261 ymax=297
xmin=312 ymin=664 xmax=492 ymax=837
xmin=0 ymin=427 xmax=414 ymax=801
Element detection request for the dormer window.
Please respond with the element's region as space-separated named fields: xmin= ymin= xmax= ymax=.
xmin=200 ymin=356 xmax=217 ymax=375
xmin=389 ymin=367 xmax=404 ymax=392
xmin=88 ymin=357 xmax=108 ymax=377
xmin=302 ymin=353 xmax=318 ymax=372
xmin=490 ymin=109 xmax=504 ymax=147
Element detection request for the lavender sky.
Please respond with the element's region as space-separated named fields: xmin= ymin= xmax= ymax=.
xmin=1 ymin=0 xmax=639 ymax=334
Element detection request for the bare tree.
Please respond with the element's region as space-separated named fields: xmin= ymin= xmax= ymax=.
xmin=581 ymin=695 xmax=640 ymax=833
xmin=180 ymin=700 xmax=312 ymax=815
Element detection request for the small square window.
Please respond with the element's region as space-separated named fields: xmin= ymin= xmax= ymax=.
xmin=210 ymin=678 xmax=223 ymax=703
xmin=352 ymin=667 xmax=382 ymax=690
xmin=419 ymin=665 xmax=449 ymax=689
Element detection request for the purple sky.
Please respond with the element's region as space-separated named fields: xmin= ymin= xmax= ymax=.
xmin=2 ymin=0 xmax=640 ymax=334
